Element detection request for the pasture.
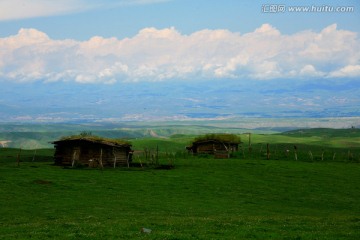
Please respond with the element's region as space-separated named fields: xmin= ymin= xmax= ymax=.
xmin=0 ymin=129 xmax=359 ymax=239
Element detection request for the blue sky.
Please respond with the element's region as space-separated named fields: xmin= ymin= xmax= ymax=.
xmin=1 ymin=0 xmax=359 ymax=39
xmin=0 ymin=0 xmax=360 ymax=123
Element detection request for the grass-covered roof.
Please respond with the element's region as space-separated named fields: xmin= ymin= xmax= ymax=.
xmin=54 ymin=135 xmax=131 ymax=147
xmin=193 ymin=133 xmax=241 ymax=144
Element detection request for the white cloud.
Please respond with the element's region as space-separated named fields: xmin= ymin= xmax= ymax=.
xmin=299 ymin=65 xmax=324 ymax=77
xmin=0 ymin=0 xmax=88 ymax=21
xmin=0 ymin=0 xmax=169 ymax=21
xmin=0 ymin=24 xmax=359 ymax=83
xmin=329 ymin=65 xmax=360 ymax=78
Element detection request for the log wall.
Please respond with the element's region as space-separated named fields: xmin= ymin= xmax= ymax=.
xmin=54 ymin=141 xmax=130 ymax=166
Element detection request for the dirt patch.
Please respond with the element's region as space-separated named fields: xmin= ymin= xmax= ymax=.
xmin=33 ymin=179 xmax=53 ymax=185
xmin=155 ymin=164 xmax=174 ymax=170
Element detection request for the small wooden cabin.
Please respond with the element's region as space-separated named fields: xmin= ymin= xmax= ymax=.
xmin=186 ymin=134 xmax=241 ymax=158
xmin=52 ymin=136 xmax=132 ymax=167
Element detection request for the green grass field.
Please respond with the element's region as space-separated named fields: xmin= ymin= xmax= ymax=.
xmin=1 ymin=129 xmax=360 ymax=239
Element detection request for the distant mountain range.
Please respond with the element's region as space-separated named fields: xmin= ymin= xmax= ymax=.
xmin=1 ymin=78 xmax=359 ymax=123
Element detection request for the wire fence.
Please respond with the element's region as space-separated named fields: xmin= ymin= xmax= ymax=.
xmin=0 ymin=148 xmax=54 ymax=164
xmin=1 ymin=143 xmax=359 ymax=167
xmin=235 ymin=143 xmax=360 ymax=163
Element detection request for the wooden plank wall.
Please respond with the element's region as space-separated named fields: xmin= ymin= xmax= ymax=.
xmin=54 ymin=142 xmax=129 ymax=166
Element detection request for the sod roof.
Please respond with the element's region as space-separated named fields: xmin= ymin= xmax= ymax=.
xmin=53 ymin=135 xmax=131 ymax=147
xmin=193 ymin=133 xmax=241 ymax=144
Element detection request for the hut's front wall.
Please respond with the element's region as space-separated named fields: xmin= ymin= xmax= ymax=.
xmin=191 ymin=141 xmax=239 ymax=158
xmin=54 ymin=141 xmax=130 ymax=166
xmin=195 ymin=142 xmax=227 ymax=154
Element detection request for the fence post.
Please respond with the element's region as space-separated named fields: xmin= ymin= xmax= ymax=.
xmin=308 ymin=151 xmax=313 ymax=161
xmin=71 ymin=150 xmax=77 ymax=168
xmin=248 ymin=133 xmax=252 ymax=158
xmin=294 ymin=145 xmax=298 ymax=161
xmin=17 ymin=148 xmax=22 ymax=167
xmin=99 ymin=148 xmax=103 ymax=169
xmin=32 ymin=149 xmax=37 ymax=162
xmin=156 ymin=145 xmax=159 ymax=165
xmin=113 ymin=148 xmax=117 ymax=168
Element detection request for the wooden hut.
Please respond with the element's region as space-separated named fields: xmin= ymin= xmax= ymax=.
xmin=52 ymin=135 xmax=132 ymax=167
xmin=186 ymin=134 xmax=241 ymax=158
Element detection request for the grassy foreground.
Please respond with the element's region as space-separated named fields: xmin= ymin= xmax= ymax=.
xmin=0 ymin=149 xmax=359 ymax=239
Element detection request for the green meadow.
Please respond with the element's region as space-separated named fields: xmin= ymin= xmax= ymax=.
xmin=0 ymin=128 xmax=360 ymax=239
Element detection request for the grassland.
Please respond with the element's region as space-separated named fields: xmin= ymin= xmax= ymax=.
xmin=0 ymin=128 xmax=360 ymax=239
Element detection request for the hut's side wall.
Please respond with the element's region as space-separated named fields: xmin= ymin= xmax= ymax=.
xmin=98 ymin=146 xmax=129 ymax=166
xmin=229 ymin=143 xmax=238 ymax=153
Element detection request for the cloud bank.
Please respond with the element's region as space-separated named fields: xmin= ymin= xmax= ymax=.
xmin=0 ymin=24 xmax=359 ymax=83
xmin=0 ymin=0 xmax=168 ymax=21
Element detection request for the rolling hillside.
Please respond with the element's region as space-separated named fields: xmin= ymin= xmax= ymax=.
xmin=0 ymin=122 xmax=359 ymax=152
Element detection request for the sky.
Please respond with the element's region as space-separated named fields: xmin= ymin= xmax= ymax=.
xmin=0 ymin=0 xmax=360 ymax=125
